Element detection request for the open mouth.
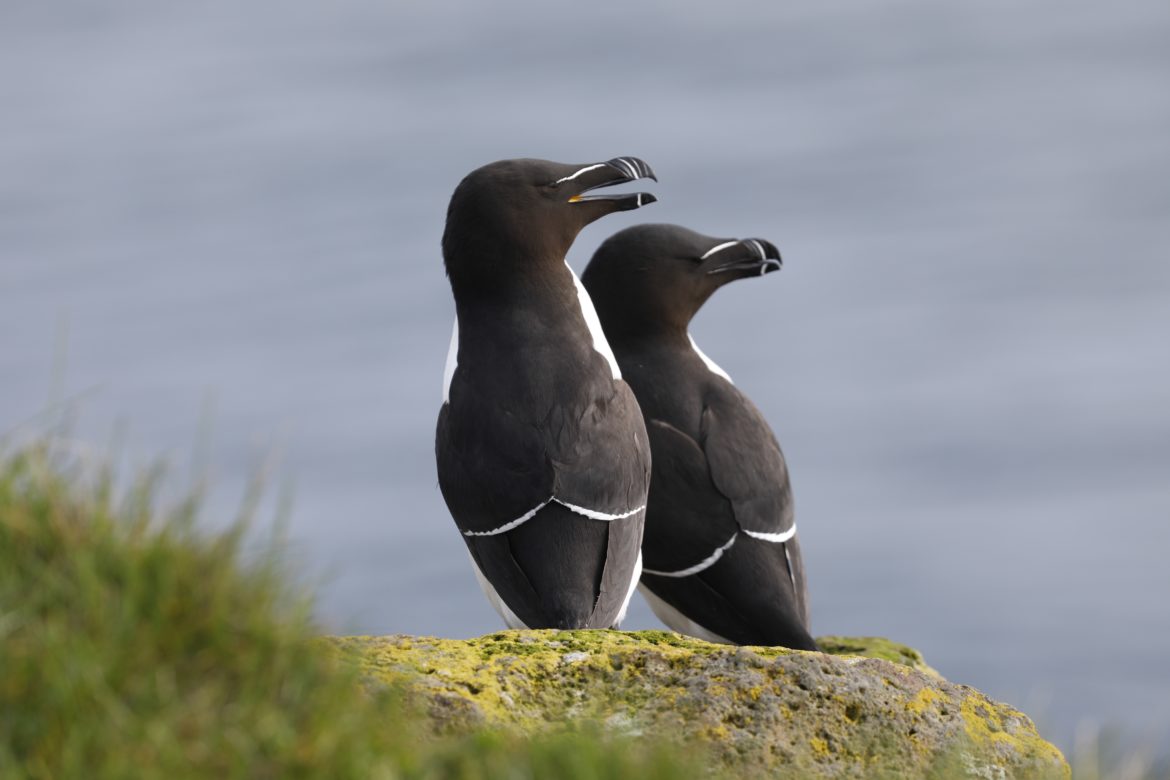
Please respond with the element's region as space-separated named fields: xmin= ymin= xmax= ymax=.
xmin=561 ymin=157 xmax=658 ymax=210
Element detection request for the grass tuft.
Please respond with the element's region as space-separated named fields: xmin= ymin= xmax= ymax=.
xmin=0 ymin=443 xmax=705 ymax=779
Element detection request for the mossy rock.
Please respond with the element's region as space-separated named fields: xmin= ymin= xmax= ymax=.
xmin=330 ymin=630 xmax=1068 ymax=779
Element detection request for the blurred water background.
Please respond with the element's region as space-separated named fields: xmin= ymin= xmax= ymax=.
xmin=2 ymin=0 xmax=1168 ymax=761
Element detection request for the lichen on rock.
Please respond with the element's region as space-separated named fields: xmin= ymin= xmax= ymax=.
xmin=330 ymin=630 xmax=1068 ymax=779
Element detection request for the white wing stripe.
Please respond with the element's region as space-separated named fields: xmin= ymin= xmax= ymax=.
xmin=743 ymin=525 xmax=797 ymax=543
xmin=463 ymin=499 xmax=551 ymax=536
xmin=555 ymin=498 xmax=644 ymax=521
xmin=642 ymin=532 xmax=738 ymax=578
xmin=463 ymin=497 xmax=644 ymax=536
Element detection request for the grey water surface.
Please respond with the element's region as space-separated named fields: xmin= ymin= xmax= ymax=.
xmin=2 ymin=0 xmax=1168 ymax=759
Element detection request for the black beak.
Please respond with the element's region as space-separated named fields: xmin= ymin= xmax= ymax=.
xmin=558 ymin=157 xmax=658 ymax=212
xmin=698 ymin=238 xmax=783 ymax=276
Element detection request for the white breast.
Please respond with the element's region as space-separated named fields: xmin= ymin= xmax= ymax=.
xmin=567 ymin=261 xmax=621 ymax=380
xmin=442 ymin=319 xmax=458 ymax=403
xmin=688 ymin=332 xmax=733 ymax=384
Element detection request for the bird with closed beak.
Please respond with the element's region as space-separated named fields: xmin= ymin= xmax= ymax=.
xmin=582 ymin=223 xmax=816 ymax=649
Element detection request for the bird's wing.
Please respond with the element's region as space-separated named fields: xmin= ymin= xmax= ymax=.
xmin=639 ymin=418 xmax=741 ymax=574
xmin=465 ymin=501 xmax=623 ymax=629
xmin=639 ymin=399 xmax=814 ymax=647
xmin=438 ymin=378 xmax=649 ymax=535
xmin=641 ymin=532 xmax=816 ymax=648
xmin=698 ymin=386 xmax=795 ymax=540
xmin=438 ymin=377 xmax=647 ymax=628
xmin=436 ymin=400 xmax=553 ymax=537
xmin=545 ymin=380 xmax=652 ymax=520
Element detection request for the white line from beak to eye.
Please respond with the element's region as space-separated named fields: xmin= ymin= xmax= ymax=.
xmin=553 ymin=163 xmax=608 ymax=185
xmin=700 ymin=240 xmax=739 ymax=260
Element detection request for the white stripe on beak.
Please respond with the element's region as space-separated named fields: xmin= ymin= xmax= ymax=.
xmin=553 ymin=163 xmax=608 ymax=185
xmin=700 ymin=240 xmax=740 ymax=260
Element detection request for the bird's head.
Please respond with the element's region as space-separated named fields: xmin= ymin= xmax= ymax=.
xmin=442 ymin=157 xmax=657 ymax=283
xmin=582 ymin=223 xmax=782 ymax=338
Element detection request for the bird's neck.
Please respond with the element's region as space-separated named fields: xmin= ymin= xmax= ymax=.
xmin=449 ymin=251 xmax=585 ymax=329
xmin=592 ymin=299 xmax=694 ymax=354
xmin=447 ymin=241 xmax=566 ymax=299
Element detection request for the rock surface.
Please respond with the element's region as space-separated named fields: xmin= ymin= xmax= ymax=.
xmin=331 ymin=630 xmax=1068 ymax=779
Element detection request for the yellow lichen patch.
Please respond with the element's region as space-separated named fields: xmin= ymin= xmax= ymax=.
xmin=959 ymin=695 xmax=1069 ymax=776
xmin=328 ymin=631 xmax=1070 ymax=779
xmin=905 ymin=687 xmax=944 ymax=716
xmin=703 ymin=724 xmax=731 ymax=742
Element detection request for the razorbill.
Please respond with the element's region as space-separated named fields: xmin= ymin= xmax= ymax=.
xmin=581 ymin=224 xmax=816 ymax=649
xmin=437 ymin=157 xmax=657 ymax=630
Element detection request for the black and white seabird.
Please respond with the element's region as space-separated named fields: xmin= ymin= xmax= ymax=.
xmin=436 ymin=157 xmax=657 ymax=630
xmin=582 ymin=224 xmax=816 ymax=649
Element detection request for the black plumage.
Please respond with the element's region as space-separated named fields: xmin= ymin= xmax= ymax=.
xmin=437 ymin=158 xmax=657 ymax=629
xmin=582 ymin=223 xmax=815 ymax=649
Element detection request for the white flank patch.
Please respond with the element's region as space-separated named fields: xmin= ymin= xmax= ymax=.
xmin=700 ymin=240 xmax=739 ymax=260
xmin=555 ymin=498 xmax=644 ymax=521
xmin=469 ymin=547 xmax=642 ymax=631
xmin=783 ymin=543 xmax=797 ymax=593
xmin=612 ymin=551 xmax=643 ymax=628
xmin=742 ymin=524 xmax=797 ymax=544
xmin=553 ymin=163 xmax=607 ymax=184
xmin=688 ymin=332 xmax=733 ymax=384
xmin=442 ymin=319 xmax=459 ymax=403
xmin=642 ymin=532 xmax=738 ymax=578
xmin=567 ymin=261 xmax=621 ymax=379
xmin=468 ymin=552 xmax=529 ymax=629
xmin=639 ymin=583 xmax=734 ymax=644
